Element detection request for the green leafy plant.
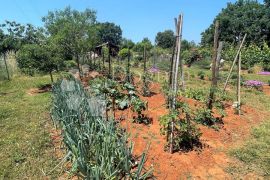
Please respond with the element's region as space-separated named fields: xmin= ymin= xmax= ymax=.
xmin=197 ymin=71 xmax=206 ymax=80
xmin=181 ymin=88 xmax=207 ymax=102
xmin=194 ymin=108 xmax=222 ymax=129
xmin=113 ymin=66 xmax=125 ymax=81
xmin=159 ymin=103 xmax=202 ymax=152
xmin=142 ymin=72 xmax=152 ymax=97
xmin=131 ymin=97 xmax=149 ymax=124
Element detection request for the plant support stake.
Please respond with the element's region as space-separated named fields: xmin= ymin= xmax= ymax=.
xmin=223 ymin=34 xmax=247 ymax=91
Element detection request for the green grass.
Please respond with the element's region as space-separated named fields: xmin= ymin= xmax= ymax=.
xmin=0 ymin=75 xmax=60 ymax=179
xmin=229 ymin=121 xmax=270 ymax=177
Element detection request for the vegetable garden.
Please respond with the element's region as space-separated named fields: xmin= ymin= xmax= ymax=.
xmin=1 ymin=1 xmax=270 ymax=179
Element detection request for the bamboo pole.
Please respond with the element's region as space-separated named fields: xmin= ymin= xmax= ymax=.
xmin=237 ymin=51 xmax=241 ymax=115
xmin=223 ymin=34 xmax=247 ymax=91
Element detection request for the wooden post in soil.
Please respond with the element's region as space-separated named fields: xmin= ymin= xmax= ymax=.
xmin=102 ymin=49 xmax=105 ymax=69
xmin=126 ymin=48 xmax=131 ymax=83
xmin=207 ymin=21 xmax=219 ymax=110
xmin=169 ymin=14 xmax=183 ymax=154
xmin=3 ymin=53 xmax=10 ymax=80
xmin=223 ymin=34 xmax=247 ymax=91
xmin=237 ymin=51 xmax=241 ymax=115
xmin=215 ymin=41 xmax=224 ymax=83
xmin=179 ymin=16 xmax=185 ymax=91
xmin=108 ymin=45 xmax=112 ymax=79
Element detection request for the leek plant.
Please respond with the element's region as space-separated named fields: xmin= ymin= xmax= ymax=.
xmin=51 ymin=76 xmax=152 ymax=179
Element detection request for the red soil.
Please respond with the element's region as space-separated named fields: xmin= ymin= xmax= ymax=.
xmin=49 ymin=74 xmax=270 ymax=179
xmin=116 ymin=82 xmax=268 ymax=179
xmin=263 ymin=85 xmax=270 ymax=96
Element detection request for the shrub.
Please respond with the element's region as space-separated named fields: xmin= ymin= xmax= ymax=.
xmin=63 ymin=60 xmax=77 ymax=69
xmin=118 ymin=48 xmax=130 ymax=59
xmin=159 ymin=108 xmax=202 ymax=152
xmin=194 ymin=108 xmax=222 ymax=129
xmin=181 ymin=88 xmax=207 ymax=102
xmin=197 ymin=71 xmax=205 ymax=80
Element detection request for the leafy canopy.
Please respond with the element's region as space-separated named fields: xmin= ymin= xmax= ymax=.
xmin=201 ymin=0 xmax=270 ymax=46
xmin=155 ymin=30 xmax=175 ymax=49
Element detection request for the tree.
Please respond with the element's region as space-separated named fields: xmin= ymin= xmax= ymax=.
xmin=17 ymin=42 xmax=58 ymax=82
xmin=265 ymin=0 xmax=270 ymax=7
xmin=96 ymin=22 xmax=122 ymax=46
xmin=42 ymin=7 xmax=97 ymax=79
xmin=133 ymin=38 xmax=152 ymax=52
xmin=120 ymin=38 xmax=135 ymax=49
xmin=155 ymin=30 xmax=175 ymax=49
xmin=201 ymin=0 xmax=270 ymax=46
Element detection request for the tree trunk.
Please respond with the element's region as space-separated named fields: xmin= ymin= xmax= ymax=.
xmin=3 ymin=53 xmax=10 ymax=80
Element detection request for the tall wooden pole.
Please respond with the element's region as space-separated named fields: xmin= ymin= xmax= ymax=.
xmin=108 ymin=45 xmax=112 ymax=79
xmin=169 ymin=14 xmax=183 ymax=154
xmin=207 ymin=21 xmax=219 ymax=110
xmin=237 ymin=51 xmax=241 ymax=115
xmin=215 ymin=41 xmax=224 ymax=83
xmin=179 ymin=15 xmax=184 ymax=91
xmin=223 ymin=34 xmax=247 ymax=91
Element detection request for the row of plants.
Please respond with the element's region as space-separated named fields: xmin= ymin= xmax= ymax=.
xmin=88 ymin=77 xmax=150 ymax=124
xmin=51 ymin=76 xmax=152 ymax=179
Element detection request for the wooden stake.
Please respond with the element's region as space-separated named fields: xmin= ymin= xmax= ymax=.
xmin=170 ymin=14 xmax=183 ymax=154
xmin=207 ymin=21 xmax=219 ymax=109
xmin=223 ymin=34 xmax=247 ymax=91
xmin=215 ymin=41 xmax=224 ymax=84
xmin=237 ymin=51 xmax=241 ymax=115
xmin=108 ymin=45 xmax=112 ymax=79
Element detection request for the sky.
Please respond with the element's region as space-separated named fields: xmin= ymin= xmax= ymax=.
xmin=0 ymin=0 xmax=264 ymax=44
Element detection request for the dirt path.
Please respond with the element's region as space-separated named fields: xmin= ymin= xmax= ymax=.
xmin=118 ymin=82 xmax=267 ymax=179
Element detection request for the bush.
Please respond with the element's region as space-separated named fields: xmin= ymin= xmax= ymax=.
xmin=159 ymin=108 xmax=202 ymax=152
xmin=64 ymin=60 xmax=77 ymax=69
xmin=118 ymin=48 xmax=130 ymax=59
xmin=197 ymin=71 xmax=206 ymax=80
xmin=181 ymin=88 xmax=207 ymax=102
xmin=194 ymin=108 xmax=222 ymax=129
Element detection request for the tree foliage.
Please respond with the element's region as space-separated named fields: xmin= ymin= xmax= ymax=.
xmin=201 ymin=0 xmax=270 ymax=46
xmin=96 ymin=22 xmax=122 ymax=46
xmin=155 ymin=30 xmax=175 ymax=49
xmin=133 ymin=38 xmax=152 ymax=52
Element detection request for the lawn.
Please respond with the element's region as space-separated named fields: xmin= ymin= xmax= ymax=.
xmin=0 ymin=75 xmax=60 ymax=179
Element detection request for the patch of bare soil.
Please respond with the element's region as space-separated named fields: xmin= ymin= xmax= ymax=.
xmin=116 ymin=82 xmax=267 ymax=179
xmin=27 ymin=84 xmax=52 ymax=95
xmin=263 ymin=85 xmax=270 ymax=96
